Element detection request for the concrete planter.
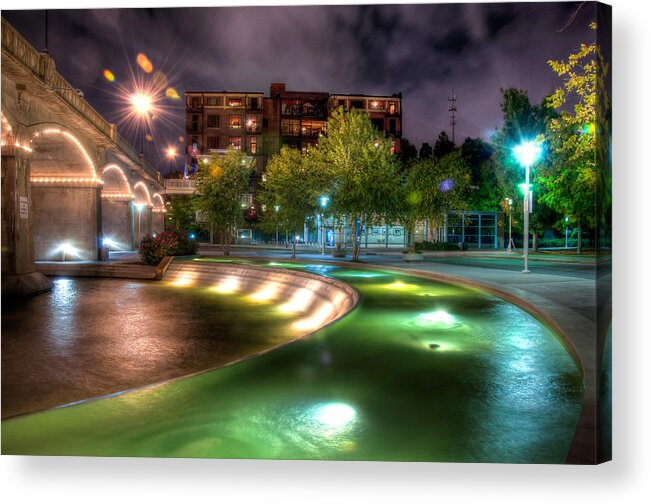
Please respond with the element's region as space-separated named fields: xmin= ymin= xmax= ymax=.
xmin=402 ymin=252 xmax=424 ymax=262
xmin=332 ymin=248 xmax=348 ymax=258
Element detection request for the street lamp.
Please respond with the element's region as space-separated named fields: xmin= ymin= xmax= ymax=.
xmin=320 ymin=196 xmax=330 ymax=255
xmin=130 ymin=92 xmax=152 ymax=155
xmin=506 ymin=198 xmax=514 ymax=252
xmin=165 ymin=146 xmax=177 ymax=172
xmin=273 ymin=204 xmax=280 ymax=246
xmin=565 ymin=216 xmax=570 ymax=249
xmin=513 ymin=141 xmax=542 ymax=273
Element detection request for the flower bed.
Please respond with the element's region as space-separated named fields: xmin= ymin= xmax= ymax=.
xmin=139 ymin=231 xmax=198 ymax=266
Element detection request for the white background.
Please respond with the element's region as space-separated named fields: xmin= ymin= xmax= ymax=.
xmin=2 ymin=1 xmax=650 ymax=502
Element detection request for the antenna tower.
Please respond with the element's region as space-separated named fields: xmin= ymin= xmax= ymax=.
xmin=448 ymin=89 xmax=457 ymax=144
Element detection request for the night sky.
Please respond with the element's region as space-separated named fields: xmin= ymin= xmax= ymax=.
xmin=3 ymin=2 xmax=595 ymax=172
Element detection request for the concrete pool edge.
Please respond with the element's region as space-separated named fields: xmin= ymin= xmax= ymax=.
xmin=2 ymin=261 xmax=362 ymax=422
xmin=206 ymin=255 xmax=595 ymax=465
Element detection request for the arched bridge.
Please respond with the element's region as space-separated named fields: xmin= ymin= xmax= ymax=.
xmin=1 ymin=18 xmax=167 ymax=295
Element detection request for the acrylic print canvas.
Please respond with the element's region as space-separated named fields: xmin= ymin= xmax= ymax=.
xmin=1 ymin=2 xmax=611 ymax=464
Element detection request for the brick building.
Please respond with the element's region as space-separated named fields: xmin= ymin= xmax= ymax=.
xmin=185 ymin=83 xmax=402 ymax=177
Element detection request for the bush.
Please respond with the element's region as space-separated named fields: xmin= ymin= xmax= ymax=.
xmin=139 ymin=230 xmax=198 ymax=266
xmin=414 ymin=240 xmax=460 ymax=252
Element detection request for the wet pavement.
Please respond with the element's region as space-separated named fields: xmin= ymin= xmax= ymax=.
xmin=1 ymin=277 xmax=307 ymax=418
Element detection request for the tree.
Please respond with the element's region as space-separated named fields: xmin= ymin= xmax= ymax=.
xmin=491 ymin=88 xmax=555 ymax=249
xmin=167 ymin=194 xmax=198 ymax=232
xmin=398 ymin=138 xmax=418 ymax=170
xmin=418 ymin=142 xmax=433 ymax=160
xmin=195 ymin=151 xmax=252 ymax=255
xmin=258 ymin=146 xmax=327 ymax=258
xmin=539 ymin=22 xmax=609 ymax=254
xmin=460 ymin=137 xmax=502 ymax=211
xmin=402 ymin=151 xmax=471 ymax=250
xmin=311 ymin=107 xmax=401 ymax=261
xmin=433 ymin=130 xmax=456 ymax=159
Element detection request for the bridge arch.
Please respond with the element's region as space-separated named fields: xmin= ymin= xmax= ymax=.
xmin=133 ymin=181 xmax=153 ymax=241
xmin=101 ymin=164 xmax=132 ymax=198
xmin=28 ymin=123 xmax=100 ymax=183
xmin=27 ymin=123 xmax=102 ymax=261
xmin=100 ymin=164 xmax=134 ymax=251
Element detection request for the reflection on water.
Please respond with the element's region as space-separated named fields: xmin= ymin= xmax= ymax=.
xmin=2 ymin=260 xmax=583 ymax=463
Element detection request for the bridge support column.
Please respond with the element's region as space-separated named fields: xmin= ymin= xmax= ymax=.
xmin=101 ymin=198 xmax=134 ymax=250
xmin=31 ymin=184 xmax=102 ymax=261
xmin=1 ymin=145 xmax=52 ymax=296
xmin=152 ymin=212 xmax=165 ymax=236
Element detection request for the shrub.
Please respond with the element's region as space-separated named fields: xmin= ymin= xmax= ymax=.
xmin=139 ymin=230 xmax=198 ymax=266
xmin=414 ymin=240 xmax=460 ymax=252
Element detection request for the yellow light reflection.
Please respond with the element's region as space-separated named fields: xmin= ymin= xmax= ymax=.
xmin=249 ymin=281 xmax=282 ymax=302
xmin=278 ymin=288 xmax=314 ymax=313
xmin=211 ymin=276 xmax=241 ymax=294
xmin=171 ymin=274 xmax=195 ymax=287
xmin=103 ymin=69 xmax=115 ymax=82
xmin=293 ymin=302 xmax=334 ymax=331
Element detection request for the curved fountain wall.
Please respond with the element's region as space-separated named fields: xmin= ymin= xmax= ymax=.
xmin=164 ymin=261 xmax=360 ymax=332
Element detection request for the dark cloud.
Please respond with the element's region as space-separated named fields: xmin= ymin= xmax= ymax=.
xmin=3 ymin=3 xmax=595 ymax=170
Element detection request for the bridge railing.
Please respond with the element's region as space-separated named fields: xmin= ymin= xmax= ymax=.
xmin=2 ymin=17 xmax=161 ymax=185
xmin=164 ymin=179 xmax=197 ymax=190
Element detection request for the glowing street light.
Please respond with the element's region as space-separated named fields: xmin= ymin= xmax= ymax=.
xmin=513 ymin=141 xmax=542 ymax=273
xmin=165 ymin=146 xmax=177 ymax=172
xmin=319 ymin=196 xmax=330 ymax=255
xmin=130 ymin=92 xmax=153 ymax=155
xmin=506 ymin=198 xmax=514 ymax=252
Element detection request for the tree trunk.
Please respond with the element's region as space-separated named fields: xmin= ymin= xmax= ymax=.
xmin=351 ymin=214 xmax=362 ymax=262
xmin=577 ymin=221 xmax=582 ymax=255
xmin=532 ymin=229 xmax=538 ymax=252
xmin=292 ymin=234 xmax=297 ymax=259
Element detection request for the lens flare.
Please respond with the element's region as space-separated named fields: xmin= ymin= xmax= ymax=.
xmin=103 ymin=69 xmax=115 ymax=82
xmin=136 ymin=53 xmax=153 ymax=73
xmin=166 ymin=87 xmax=181 ymax=100
xmin=145 ymin=134 xmax=153 ymax=142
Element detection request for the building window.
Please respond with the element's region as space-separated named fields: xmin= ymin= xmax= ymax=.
xmin=389 ymin=101 xmax=397 ymax=115
xmin=281 ymin=99 xmax=301 ymax=116
xmin=263 ymin=118 xmax=269 ymax=128
xmin=228 ymin=97 xmax=243 ymax=107
xmin=370 ymin=100 xmax=385 ymax=110
xmin=207 ymin=136 xmax=219 ymax=149
xmin=371 ymin=118 xmax=384 ymax=132
xmin=229 ymin=115 xmax=242 ymax=128
xmin=229 ymin=136 xmax=242 ymax=150
xmin=206 ymin=96 xmax=223 ymax=106
xmin=249 ymin=97 xmax=259 ymax=109
xmin=389 ymin=119 xmax=397 ymax=134
xmin=207 ymin=114 xmax=219 ymax=128
xmin=249 ymin=136 xmax=257 ymax=154
xmin=281 ymin=119 xmax=300 ymax=136
xmin=189 ymin=96 xmax=201 ymax=109
xmin=338 ymin=99 xmax=346 ymax=108
xmin=300 ymin=120 xmax=325 ymax=137
xmin=350 ymin=99 xmax=365 ymax=109
xmin=246 ymin=116 xmax=259 ymax=132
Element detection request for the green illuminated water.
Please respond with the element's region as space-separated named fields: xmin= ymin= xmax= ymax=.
xmin=1 ymin=260 xmax=583 ymax=462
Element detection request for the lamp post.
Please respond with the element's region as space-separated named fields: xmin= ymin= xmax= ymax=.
xmin=320 ymin=196 xmax=330 ymax=255
xmin=273 ymin=205 xmax=280 ymax=246
xmin=506 ymin=198 xmax=514 ymax=252
xmin=514 ymin=141 xmax=541 ymax=274
xmin=565 ymin=216 xmax=570 ymax=249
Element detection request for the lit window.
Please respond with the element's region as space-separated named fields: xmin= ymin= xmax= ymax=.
xmin=229 ymin=136 xmax=242 ymax=150
xmin=249 ymin=136 xmax=257 ymax=154
xmin=230 ymin=115 xmax=241 ymax=128
xmin=228 ymin=97 xmax=243 ymax=107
